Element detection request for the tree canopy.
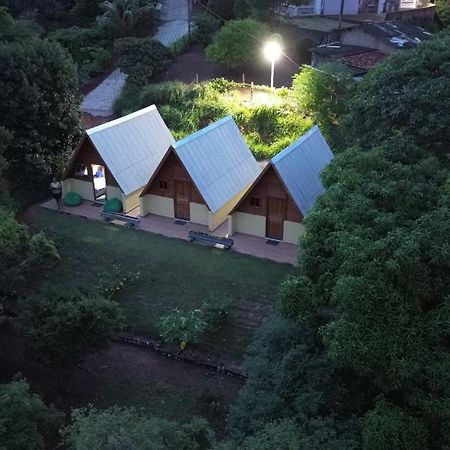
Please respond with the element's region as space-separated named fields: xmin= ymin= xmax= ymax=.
xmin=206 ymin=19 xmax=270 ymax=68
xmin=62 ymin=406 xmax=215 ymax=450
xmin=0 ymin=379 xmax=62 ymax=450
xmin=0 ymin=36 xmax=81 ymax=200
xmin=341 ymin=31 xmax=450 ymax=158
xmin=19 ymin=289 xmax=124 ymax=371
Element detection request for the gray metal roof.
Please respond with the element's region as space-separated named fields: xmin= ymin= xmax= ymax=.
xmin=174 ymin=116 xmax=261 ymax=213
xmin=272 ymin=126 xmax=334 ymax=216
xmin=87 ymin=105 xmax=175 ymax=196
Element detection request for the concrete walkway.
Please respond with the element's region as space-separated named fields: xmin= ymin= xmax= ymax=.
xmin=41 ymin=200 xmax=299 ymax=266
xmin=81 ymin=0 xmax=190 ymax=117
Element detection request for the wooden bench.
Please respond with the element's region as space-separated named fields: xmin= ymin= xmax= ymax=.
xmin=188 ymin=230 xmax=234 ymax=249
xmin=101 ymin=211 xmax=141 ymax=227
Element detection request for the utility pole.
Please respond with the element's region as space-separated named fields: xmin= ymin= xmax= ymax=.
xmin=188 ymin=0 xmax=192 ymax=41
xmin=338 ymin=0 xmax=345 ymax=29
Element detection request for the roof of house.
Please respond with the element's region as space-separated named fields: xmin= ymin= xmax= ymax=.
xmin=359 ymin=21 xmax=432 ymax=49
xmin=173 ymin=116 xmax=261 ymax=213
xmin=86 ymin=105 xmax=175 ymax=196
xmin=341 ymin=48 xmax=387 ymax=70
xmin=272 ymin=126 xmax=334 ymax=216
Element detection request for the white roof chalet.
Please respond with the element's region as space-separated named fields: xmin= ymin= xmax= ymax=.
xmin=173 ymin=116 xmax=261 ymax=213
xmin=87 ymin=105 xmax=175 ymax=196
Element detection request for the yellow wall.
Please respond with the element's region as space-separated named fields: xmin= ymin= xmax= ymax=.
xmin=230 ymin=212 xmax=266 ymax=237
xmin=140 ymin=194 xmax=174 ymax=217
xmin=63 ymin=178 xmax=94 ymax=201
xmin=283 ymin=220 xmax=305 ymax=245
xmin=209 ymin=185 xmax=253 ymax=231
xmin=190 ymin=202 xmax=210 ymax=226
xmin=122 ymin=188 xmax=143 ymax=213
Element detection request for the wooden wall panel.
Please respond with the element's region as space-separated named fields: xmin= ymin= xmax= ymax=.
xmin=65 ymin=137 xmax=119 ymax=187
xmin=236 ymin=166 xmax=303 ymax=223
xmin=147 ymin=151 xmax=205 ymax=205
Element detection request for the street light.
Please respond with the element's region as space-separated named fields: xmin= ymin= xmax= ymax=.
xmin=263 ymin=41 xmax=282 ymax=89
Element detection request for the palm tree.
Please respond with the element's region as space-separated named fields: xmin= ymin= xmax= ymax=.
xmin=99 ymin=0 xmax=159 ymax=36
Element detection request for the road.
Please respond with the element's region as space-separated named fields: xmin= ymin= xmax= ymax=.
xmin=81 ymin=0 xmax=190 ymax=117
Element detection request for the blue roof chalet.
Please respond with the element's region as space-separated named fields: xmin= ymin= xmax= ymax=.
xmin=272 ymin=125 xmax=334 ymax=216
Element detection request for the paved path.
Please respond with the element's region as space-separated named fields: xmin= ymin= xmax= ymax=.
xmin=41 ymin=200 xmax=299 ymax=266
xmin=81 ymin=0 xmax=190 ymax=117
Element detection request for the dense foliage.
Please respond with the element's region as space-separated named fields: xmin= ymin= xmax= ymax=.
xmin=0 ymin=35 xmax=81 ymax=200
xmin=222 ymin=317 xmax=366 ymax=449
xmin=0 ymin=207 xmax=59 ymax=304
xmin=0 ymin=379 xmax=62 ymax=450
xmin=99 ymin=0 xmax=159 ymax=37
xmin=279 ymin=31 xmax=450 ymax=449
xmin=114 ymin=37 xmax=173 ymax=85
xmin=192 ymin=13 xmax=221 ymax=47
xmin=292 ymin=63 xmax=355 ymax=145
xmin=342 ymin=31 xmax=450 ymax=157
xmin=206 ymin=19 xmax=270 ymax=68
xmin=19 ymin=288 xmax=124 ymax=370
xmin=62 ymin=406 xmax=215 ymax=450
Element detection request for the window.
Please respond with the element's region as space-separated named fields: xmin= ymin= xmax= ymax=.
xmin=250 ymin=197 xmax=260 ymax=208
xmin=159 ymin=180 xmax=168 ymax=191
xmin=75 ymin=164 xmax=88 ymax=176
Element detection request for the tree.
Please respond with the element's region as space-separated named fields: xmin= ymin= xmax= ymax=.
xmin=341 ymin=31 xmax=450 ymax=157
xmin=62 ymin=406 xmax=215 ymax=450
xmin=225 ymin=317 xmax=365 ymax=447
xmin=206 ymin=19 xmax=270 ymax=68
xmin=291 ymin=63 xmax=355 ymax=144
xmin=0 ymin=379 xmax=62 ymax=450
xmin=0 ymin=206 xmax=59 ymax=305
xmin=280 ymin=135 xmax=450 ymax=447
xmin=0 ymin=37 xmax=81 ymax=200
xmin=0 ymin=126 xmax=11 ymax=204
xmin=99 ymin=0 xmax=158 ymax=37
xmin=19 ymin=288 xmax=124 ymax=371
xmin=71 ymin=0 xmax=102 ymax=25
xmin=435 ymin=0 xmax=450 ymax=28
xmin=114 ymin=37 xmax=172 ymax=85
xmin=207 ymin=0 xmax=235 ymax=21
xmin=0 ymin=6 xmax=38 ymax=41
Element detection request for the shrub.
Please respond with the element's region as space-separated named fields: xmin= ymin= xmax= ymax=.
xmin=63 ymin=191 xmax=83 ymax=207
xmin=77 ymin=46 xmax=111 ymax=84
xmin=160 ymin=308 xmax=207 ymax=345
xmin=192 ymin=13 xmax=221 ymax=47
xmin=206 ymin=19 xmax=270 ymax=68
xmin=202 ymin=293 xmax=234 ymax=324
xmin=104 ymin=197 xmax=122 ymax=212
xmin=114 ymin=37 xmax=172 ymax=85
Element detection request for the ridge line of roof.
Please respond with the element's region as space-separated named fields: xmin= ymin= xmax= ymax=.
xmin=87 ymin=105 xmax=158 ymax=135
xmin=271 ymin=125 xmax=320 ymax=164
xmin=173 ymin=116 xmax=234 ymax=148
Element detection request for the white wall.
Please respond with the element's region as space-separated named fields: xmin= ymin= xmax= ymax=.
xmin=283 ymin=220 xmax=305 ymax=245
xmin=230 ymin=212 xmax=266 ymax=237
xmin=140 ymin=194 xmax=174 ymax=218
xmin=63 ymin=178 xmax=94 ymax=201
xmin=190 ymin=202 xmax=210 ymax=226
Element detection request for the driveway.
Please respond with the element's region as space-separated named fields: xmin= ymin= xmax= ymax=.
xmin=81 ymin=0 xmax=190 ymax=117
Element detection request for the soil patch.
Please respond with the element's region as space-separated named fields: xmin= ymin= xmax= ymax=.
xmin=153 ymin=45 xmax=300 ymax=87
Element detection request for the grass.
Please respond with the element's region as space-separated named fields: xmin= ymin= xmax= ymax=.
xmin=34 ymin=209 xmax=294 ymax=360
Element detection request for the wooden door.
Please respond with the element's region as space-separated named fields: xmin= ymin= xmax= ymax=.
xmin=174 ymin=180 xmax=190 ymax=220
xmin=266 ymin=197 xmax=285 ymax=240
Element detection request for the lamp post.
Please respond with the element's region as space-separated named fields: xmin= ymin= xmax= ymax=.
xmin=263 ymin=41 xmax=282 ymax=89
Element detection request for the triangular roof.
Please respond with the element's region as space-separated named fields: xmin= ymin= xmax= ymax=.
xmin=81 ymin=105 xmax=175 ymax=196
xmin=272 ymin=126 xmax=333 ymax=216
xmin=171 ymin=116 xmax=261 ymax=213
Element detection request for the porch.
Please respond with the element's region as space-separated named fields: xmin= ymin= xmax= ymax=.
xmin=41 ymin=199 xmax=299 ymax=266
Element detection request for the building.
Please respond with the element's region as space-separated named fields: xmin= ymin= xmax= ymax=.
xmin=63 ymin=105 xmax=175 ymax=213
xmin=228 ymin=126 xmax=333 ymax=244
xmin=339 ymin=20 xmax=432 ymax=53
xmin=139 ymin=116 xmax=261 ymax=231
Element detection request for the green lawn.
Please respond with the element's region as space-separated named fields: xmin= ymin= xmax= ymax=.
xmin=34 ymin=209 xmax=294 ymax=360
